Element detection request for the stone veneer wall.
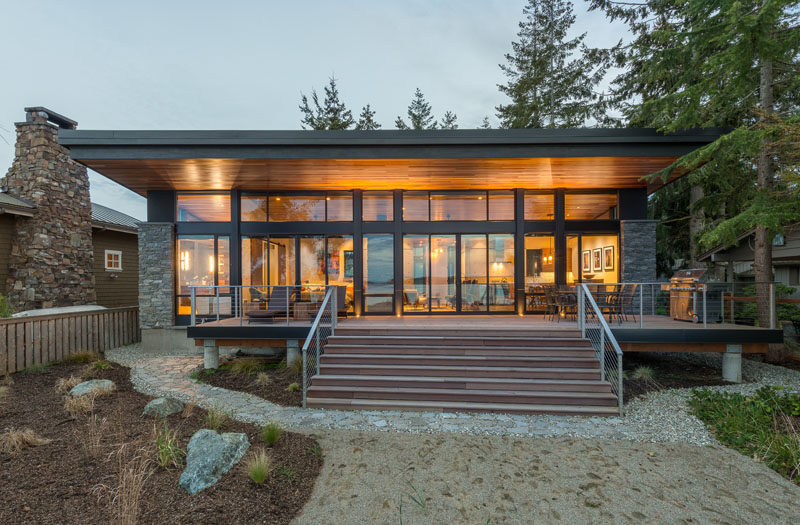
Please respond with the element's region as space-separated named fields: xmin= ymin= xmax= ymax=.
xmin=2 ymin=115 xmax=95 ymax=310
xmin=138 ymin=222 xmax=174 ymax=329
xmin=620 ymin=220 xmax=657 ymax=283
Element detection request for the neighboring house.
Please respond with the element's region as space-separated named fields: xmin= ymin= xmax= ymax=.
xmin=0 ymin=107 xmax=139 ymax=311
xmin=698 ymin=223 xmax=800 ymax=298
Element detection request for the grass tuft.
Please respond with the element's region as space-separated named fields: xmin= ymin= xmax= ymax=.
xmin=253 ymin=372 xmax=272 ymax=387
xmin=246 ymin=449 xmax=271 ymax=484
xmin=21 ymin=362 xmax=51 ymax=374
xmin=290 ymin=358 xmax=303 ymax=375
xmin=690 ymin=386 xmax=800 ymax=484
xmin=307 ymin=442 xmax=323 ymax=458
xmin=66 ymin=351 xmax=100 ymax=364
xmin=631 ymin=366 xmax=656 ymax=381
xmin=276 ymin=465 xmax=296 ymax=480
xmin=181 ymin=399 xmax=196 ymax=419
xmin=93 ymin=442 xmax=153 ymax=525
xmin=154 ymin=422 xmax=185 ymax=469
xmin=1 ymin=427 xmax=52 ymax=454
xmin=91 ymin=360 xmax=113 ymax=371
xmin=55 ymin=375 xmax=82 ymax=395
xmin=286 ymin=382 xmax=300 ymax=392
xmin=204 ymin=405 xmax=230 ymax=431
xmin=84 ymin=414 xmax=109 ymax=458
xmin=231 ymin=358 xmax=265 ymax=375
xmin=64 ymin=393 xmax=97 ymax=418
xmin=260 ymin=423 xmax=282 ymax=446
xmin=0 ymin=385 xmax=8 ymax=403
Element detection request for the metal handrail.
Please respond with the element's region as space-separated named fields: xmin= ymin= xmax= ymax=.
xmin=578 ymin=283 xmax=624 ymax=414
xmin=301 ymin=286 xmax=336 ymax=407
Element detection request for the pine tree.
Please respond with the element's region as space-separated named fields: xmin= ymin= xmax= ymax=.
xmin=355 ymin=104 xmax=381 ymax=130
xmin=299 ymin=77 xmax=355 ymax=130
xmin=440 ymin=111 xmax=458 ymax=130
xmin=591 ymin=0 xmax=800 ymax=331
xmin=395 ymin=88 xmax=438 ymax=130
xmin=497 ymin=0 xmax=614 ymax=128
xmin=480 ymin=116 xmax=492 ymax=129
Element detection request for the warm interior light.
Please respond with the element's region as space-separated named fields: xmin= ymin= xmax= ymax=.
xmin=180 ymin=251 xmax=190 ymax=271
xmin=208 ymin=255 xmax=215 ymax=272
xmin=275 ymin=197 xmax=281 ymax=201
xmin=326 ymin=197 xmax=331 ymax=201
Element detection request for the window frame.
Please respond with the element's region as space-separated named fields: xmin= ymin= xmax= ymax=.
xmin=104 ymin=249 xmax=122 ymax=272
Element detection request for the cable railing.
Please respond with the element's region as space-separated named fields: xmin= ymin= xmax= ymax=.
xmin=301 ymin=286 xmax=337 ymax=408
xmin=187 ymin=284 xmax=328 ymax=326
xmin=577 ymin=284 xmax=623 ymax=415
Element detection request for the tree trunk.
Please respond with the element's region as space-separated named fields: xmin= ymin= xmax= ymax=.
xmin=755 ymin=58 xmax=781 ymax=360
xmin=689 ymin=183 xmax=705 ymax=266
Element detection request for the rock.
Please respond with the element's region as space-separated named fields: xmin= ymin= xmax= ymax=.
xmin=179 ymin=429 xmax=250 ymax=495
xmin=142 ymin=397 xmax=183 ymax=418
xmin=69 ymin=379 xmax=114 ymax=397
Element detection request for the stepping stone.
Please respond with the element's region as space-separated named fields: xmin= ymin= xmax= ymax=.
xmin=142 ymin=397 xmax=183 ymax=418
xmin=179 ymin=429 xmax=250 ymax=495
xmin=69 ymin=379 xmax=114 ymax=397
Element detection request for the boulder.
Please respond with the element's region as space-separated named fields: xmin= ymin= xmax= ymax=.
xmin=69 ymin=379 xmax=114 ymax=397
xmin=179 ymin=429 xmax=250 ymax=495
xmin=142 ymin=397 xmax=184 ymax=418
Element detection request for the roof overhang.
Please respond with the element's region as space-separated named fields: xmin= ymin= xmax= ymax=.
xmin=91 ymin=220 xmax=138 ymax=235
xmin=58 ymin=128 xmax=725 ymax=196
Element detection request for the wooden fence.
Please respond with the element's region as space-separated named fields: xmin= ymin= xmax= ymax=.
xmin=0 ymin=307 xmax=140 ymax=375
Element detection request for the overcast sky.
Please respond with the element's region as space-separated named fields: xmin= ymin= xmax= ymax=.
xmin=0 ymin=0 xmax=629 ymax=220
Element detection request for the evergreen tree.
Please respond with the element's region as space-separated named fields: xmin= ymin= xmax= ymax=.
xmin=299 ymin=77 xmax=355 ymax=130
xmin=497 ymin=0 xmax=614 ymax=128
xmin=480 ymin=116 xmax=492 ymax=129
xmin=395 ymin=88 xmax=439 ymax=129
xmin=591 ymin=0 xmax=800 ymax=330
xmin=440 ymin=111 xmax=458 ymax=130
xmin=355 ymin=104 xmax=381 ymax=130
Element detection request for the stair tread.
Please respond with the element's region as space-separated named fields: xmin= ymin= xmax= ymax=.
xmin=325 ymin=344 xmax=593 ymax=351
xmin=307 ymin=385 xmax=617 ymax=398
xmin=306 ymin=398 xmax=618 ymax=414
xmin=331 ymin=335 xmax=587 ymax=341
xmin=324 ymin=353 xmax=597 ymax=360
xmin=312 ymin=374 xmax=610 ymax=385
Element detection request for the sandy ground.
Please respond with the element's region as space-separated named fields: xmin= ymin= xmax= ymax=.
xmin=293 ymin=430 xmax=800 ymax=525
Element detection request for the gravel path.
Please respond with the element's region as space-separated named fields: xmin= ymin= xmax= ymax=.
xmin=294 ymin=430 xmax=800 ymax=524
xmin=106 ymin=344 xmax=800 ymax=446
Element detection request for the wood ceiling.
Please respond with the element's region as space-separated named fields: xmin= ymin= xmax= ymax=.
xmin=79 ymin=156 xmax=680 ymax=196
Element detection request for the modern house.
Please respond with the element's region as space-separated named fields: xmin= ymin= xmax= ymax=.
xmin=0 ymin=108 xmax=139 ymax=312
xmin=58 ymin=124 xmax=783 ymax=415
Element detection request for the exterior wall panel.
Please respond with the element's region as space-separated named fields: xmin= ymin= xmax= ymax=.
xmin=92 ymin=229 xmax=139 ymax=307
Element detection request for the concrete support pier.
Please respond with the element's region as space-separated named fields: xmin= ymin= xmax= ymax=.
xmin=722 ymin=344 xmax=742 ymax=383
xmin=286 ymin=339 xmax=300 ymax=367
xmin=204 ymin=339 xmax=219 ymax=369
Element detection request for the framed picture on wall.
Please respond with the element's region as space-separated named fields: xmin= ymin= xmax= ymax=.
xmin=582 ymin=250 xmax=591 ymax=273
xmin=592 ymin=248 xmax=602 ymax=272
xmin=603 ymin=246 xmax=614 ymax=271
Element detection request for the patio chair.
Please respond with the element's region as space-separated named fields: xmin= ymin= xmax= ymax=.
xmin=543 ymin=285 xmax=559 ymax=322
xmin=246 ymin=285 xmax=291 ymax=324
xmin=618 ymin=284 xmax=639 ymax=324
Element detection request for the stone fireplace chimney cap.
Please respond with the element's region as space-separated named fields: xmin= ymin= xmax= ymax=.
xmin=23 ymin=106 xmax=78 ymax=130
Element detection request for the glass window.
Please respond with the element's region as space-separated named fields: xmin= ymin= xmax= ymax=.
xmin=565 ymin=193 xmax=618 ymax=220
xmin=579 ymin=234 xmax=619 ymax=283
xmin=269 ymin=195 xmax=325 ymax=222
xmin=488 ymin=234 xmax=515 ymax=311
xmin=461 ymin=235 xmax=487 ymax=311
xmin=327 ymin=236 xmax=354 ymax=312
xmin=268 ymin=237 xmax=295 ymax=286
xmin=524 ymin=234 xmax=555 ymax=313
xmin=363 ymin=234 xmax=394 ymax=313
xmin=176 ymin=235 xmax=230 ymax=316
xmin=104 ymin=250 xmax=122 ymax=271
xmin=566 ymin=235 xmax=580 ymax=284
xmin=403 ymin=192 xmax=429 ymax=221
xmin=326 ymin=192 xmax=353 ymax=221
xmin=524 ymin=192 xmax=555 ymax=220
xmin=430 ymin=235 xmax=456 ymax=311
xmin=177 ymin=194 xmax=231 ymax=222
xmin=241 ymin=196 xmax=267 ymax=221
xmin=299 ymin=236 xmax=325 ymax=286
xmin=403 ymin=235 xmax=429 ymax=312
xmin=430 ymin=192 xmax=487 ymax=221
xmin=363 ymin=191 xmax=394 ymax=221
xmin=489 ymin=191 xmax=514 ymax=221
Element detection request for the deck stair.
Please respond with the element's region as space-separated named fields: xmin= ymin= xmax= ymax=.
xmin=306 ymin=326 xmax=619 ymax=416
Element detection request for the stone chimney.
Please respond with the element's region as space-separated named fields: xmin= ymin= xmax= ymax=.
xmin=2 ymin=107 xmax=96 ymax=310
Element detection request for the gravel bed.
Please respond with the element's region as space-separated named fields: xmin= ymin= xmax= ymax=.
xmin=105 ymin=343 xmax=800 ymax=447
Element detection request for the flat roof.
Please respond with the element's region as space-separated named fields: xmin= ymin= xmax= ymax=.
xmin=58 ymin=128 xmax=725 ymax=196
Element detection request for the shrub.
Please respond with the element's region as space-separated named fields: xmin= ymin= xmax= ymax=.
xmin=0 ymin=294 xmax=13 ymax=318
xmin=260 ymin=423 xmax=282 ymax=446
xmin=66 ymin=351 xmax=100 ymax=364
xmin=92 ymin=360 xmax=113 ymax=371
xmin=64 ymin=393 xmax=96 ymax=418
xmin=286 ymin=382 xmax=300 ymax=392
xmin=55 ymin=375 xmax=82 ymax=395
xmin=1 ymin=428 xmax=52 ymax=454
xmin=154 ymin=422 xmax=185 ymax=469
xmin=231 ymin=358 xmax=265 ymax=375
xmin=204 ymin=405 xmax=230 ymax=431
xmin=246 ymin=449 xmax=271 ymax=484
xmin=690 ymin=386 xmax=800 ymax=483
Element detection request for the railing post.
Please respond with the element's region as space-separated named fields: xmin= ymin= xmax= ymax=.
xmin=577 ymin=286 xmax=584 ymax=337
xmin=769 ymin=282 xmax=776 ymax=329
xmin=702 ymin=286 xmax=707 ymax=328
xmin=599 ymin=328 xmax=605 ymax=381
xmin=315 ymin=329 xmax=321 ymax=373
xmin=639 ymin=284 xmax=643 ymax=328
xmin=190 ymin=287 xmax=196 ymax=326
xmin=215 ymin=287 xmax=220 ymax=322
xmin=286 ymin=286 xmax=290 ymax=326
xmin=302 ymin=344 xmax=307 ymax=408
xmin=617 ymin=351 xmax=623 ymax=415
xmin=239 ymin=286 xmax=243 ymax=326
xmin=331 ymin=286 xmax=338 ymax=333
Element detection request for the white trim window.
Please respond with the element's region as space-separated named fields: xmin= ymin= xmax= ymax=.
xmin=105 ymin=250 xmax=123 ymax=271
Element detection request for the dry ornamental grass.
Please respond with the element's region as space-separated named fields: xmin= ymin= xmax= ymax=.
xmin=1 ymin=428 xmax=52 ymax=455
xmin=55 ymin=375 xmax=82 ymax=394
